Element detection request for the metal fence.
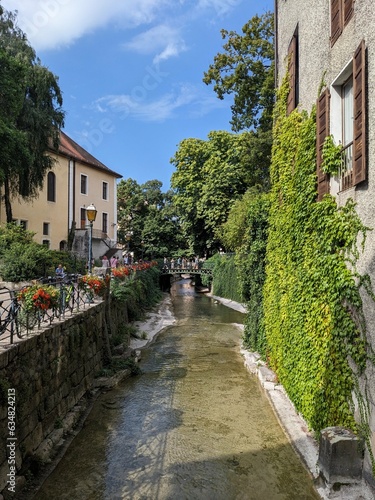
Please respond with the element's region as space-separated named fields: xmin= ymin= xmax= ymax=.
xmin=0 ymin=275 xmax=103 ymax=346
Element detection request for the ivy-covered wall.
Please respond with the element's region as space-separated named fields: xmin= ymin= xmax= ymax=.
xmin=237 ymin=194 xmax=270 ymax=357
xmin=205 ymin=253 xmax=242 ymax=303
xmin=263 ymin=78 xmax=371 ymax=439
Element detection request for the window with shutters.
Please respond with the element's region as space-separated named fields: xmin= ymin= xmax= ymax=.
xmin=331 ymin=0 xmax=354 ymax=47
xmin=287 ymin=28 xmax=298 ymax=115
xmin=320 ymin=40 xmax=366 ymax=196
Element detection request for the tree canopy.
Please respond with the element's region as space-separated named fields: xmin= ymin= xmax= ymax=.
xmin=117 ymin=178 xmax=185 ymax=259
xmin=0 ymin=6 xmax=65 ymax=222
xmin=170 ymin=130 xmax=269 ymax=255
xmin=203 ymin=11 xmax=274 ymax=133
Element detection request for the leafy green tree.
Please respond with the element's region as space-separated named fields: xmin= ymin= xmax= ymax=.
xmin=0 ymin=223 xmax=85 ymax=280
xmin=171 ymin=130 xmax=269 ymax=255
xmin=117 ymin=178 xmax=147 ymax=251
xmin=0 ymin=6 xmax=64 ymax=222
xmin=203 ymin=11 xmax=274 ymax=133
xmin=117 ymin=178 xmax=184 ymax=259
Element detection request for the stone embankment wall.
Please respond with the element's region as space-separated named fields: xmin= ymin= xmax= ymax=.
xmin=0 ymin=299 xmax=127 ymax=496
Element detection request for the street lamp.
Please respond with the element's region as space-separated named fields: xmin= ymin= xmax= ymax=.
xmin=86 ymin=203 xmax=97 ymax=273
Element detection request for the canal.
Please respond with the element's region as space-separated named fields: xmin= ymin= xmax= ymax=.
xmin=34 ymin=278 xmax=319 ymax=499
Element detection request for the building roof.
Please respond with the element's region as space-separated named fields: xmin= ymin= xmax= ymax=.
xmin=57 ymin=131 xmax=122 ymax=179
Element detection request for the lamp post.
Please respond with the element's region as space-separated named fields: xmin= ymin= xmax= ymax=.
xmin=86 ymin=203 xmax=97 ymax=274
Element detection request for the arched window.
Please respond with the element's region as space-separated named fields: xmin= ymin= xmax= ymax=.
xmin=47 ymin=172 xmax=56 ymax=202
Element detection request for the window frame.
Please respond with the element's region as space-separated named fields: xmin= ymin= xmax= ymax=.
xmin=80 ymin=207 xmax=86 ymax=229
xmin=102 ymin=181 xmax=108 ymax=201
xmin=102 ymin=212 xmax=108 ymax=234
xmin=47 ymin=171 xmax=56 ymax=202
xmin=80 ymin=174 xmax=88 ymax=195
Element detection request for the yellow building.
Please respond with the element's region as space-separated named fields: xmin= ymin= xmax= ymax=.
xmin=1 ymin=131 xmax=122 ymax=261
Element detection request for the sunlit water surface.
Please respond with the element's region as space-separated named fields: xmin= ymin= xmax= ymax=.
xmin=35 ymin=279 xmax=319 ymax=500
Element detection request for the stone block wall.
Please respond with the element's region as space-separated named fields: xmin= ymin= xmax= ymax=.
xmin=0 ymin=300 xmax=125 ymax=495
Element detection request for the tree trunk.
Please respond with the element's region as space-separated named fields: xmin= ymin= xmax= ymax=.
xmin=4 ymin=177 xmax=13 ymax=223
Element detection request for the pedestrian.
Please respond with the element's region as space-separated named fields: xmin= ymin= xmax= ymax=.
xmin=110 ymin=255 xmax=118 ymax=268
xmin=55 ymin=263 xmax=66 ymax=279
xmin=102 ymin=256 xmax=110 ymax=268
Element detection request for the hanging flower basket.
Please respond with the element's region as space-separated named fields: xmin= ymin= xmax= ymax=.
xmin=79 ymin=275 xmax=108 ymax=297
xmin=112 ymin=267 xmax=131 ymax=280
xmin=17 ymin=285 xmax=60 ymax=311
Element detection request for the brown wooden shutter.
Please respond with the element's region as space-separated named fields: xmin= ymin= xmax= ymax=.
xmin=316 ymin=89 xmax=331 ymax=201
xmin=343 ymin=0 xmax=354 ymax=26
xmin=287 ymin=35 xmax=297 ymax=115
xmin=331 ymin=0 xmax=342 ymax=46
xmin=353 ymin=40 xmax=366 ymax=186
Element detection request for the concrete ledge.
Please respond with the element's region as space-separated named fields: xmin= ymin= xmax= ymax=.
xmin=258 ymin=365 xmax=277 ymax=385
xmin=240 ymin=347 xmax=375 ymax=500
xmin=240 ymin=348 xmax=319 ymax=478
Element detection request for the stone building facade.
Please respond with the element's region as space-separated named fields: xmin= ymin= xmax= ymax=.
xmin=275 ymin=0 xmax=375 ymax=487
xmin=0 ymin=131 xmax=122 ymax=261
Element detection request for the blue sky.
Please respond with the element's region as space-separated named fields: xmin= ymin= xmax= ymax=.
xmin=3 ymin=0 xmax=274 ymax=189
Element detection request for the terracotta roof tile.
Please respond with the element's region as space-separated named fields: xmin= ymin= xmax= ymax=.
xmin=56 ymin=131 xmax=122 ymax=178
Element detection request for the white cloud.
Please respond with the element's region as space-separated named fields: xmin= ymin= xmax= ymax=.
xmin=123 ymin=24 xmax=188 ymax=64
xmin=2 ymin=0 xmax=174 ymax=51
xmin=94 ymin=83 xmax=224 ymax=122
xmin=197 ymin=0 xmax=242 ymax=16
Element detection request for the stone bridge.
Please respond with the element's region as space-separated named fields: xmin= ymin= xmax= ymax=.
xmin=160 ymin=267 xmax=213 ymax=276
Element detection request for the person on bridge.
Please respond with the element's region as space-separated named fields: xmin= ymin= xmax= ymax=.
xmin=55 ymin=264 xmax=66 ymax=279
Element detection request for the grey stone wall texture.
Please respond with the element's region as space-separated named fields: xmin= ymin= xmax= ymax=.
xmin=0 ymin=299 xmax=128 ymax=496
xmin=276 ymin=0 xmax=375 ymax=488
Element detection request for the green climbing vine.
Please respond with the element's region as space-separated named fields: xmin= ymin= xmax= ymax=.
xmin=321 ymin=134 xmax=343 ymax=176
xmin=264 ymin=76 xmax=372 ymax=438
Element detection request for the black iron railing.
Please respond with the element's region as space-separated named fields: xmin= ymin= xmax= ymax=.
xmin=0 ymin=275 xmax=103 ymax=345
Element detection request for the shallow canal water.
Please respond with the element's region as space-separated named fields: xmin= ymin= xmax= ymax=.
xmin=34 ymin=279 xmax=319 ymax=499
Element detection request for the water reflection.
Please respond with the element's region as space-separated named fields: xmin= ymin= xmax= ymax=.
xmin=34 ymin=279 xmax=319 ymax=499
